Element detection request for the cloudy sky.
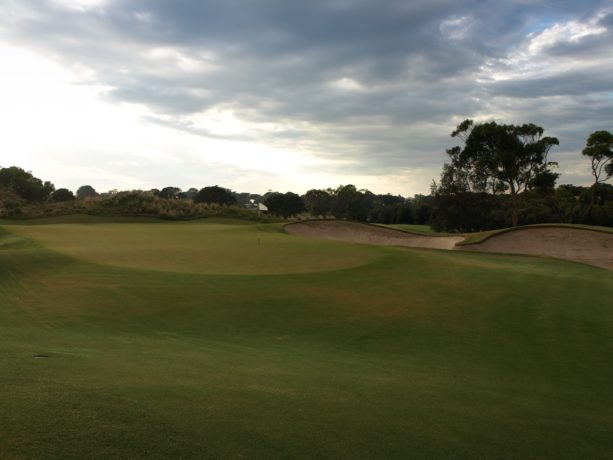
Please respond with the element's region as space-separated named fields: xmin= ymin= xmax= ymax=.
xmin=1 ymin=0 xmax=612 ymax=195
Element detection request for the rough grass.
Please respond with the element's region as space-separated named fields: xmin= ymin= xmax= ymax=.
xmin=1 ymin=221 xmax=612 ymax=459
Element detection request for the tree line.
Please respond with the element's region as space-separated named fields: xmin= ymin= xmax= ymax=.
xmin=431 ymin=121 xmax=612 ymax=230
xmin=1 ymin=124 xmax=611 ymax=229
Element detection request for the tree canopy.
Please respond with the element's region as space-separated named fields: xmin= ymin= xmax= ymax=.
xmin=0 ymin=166 xmax=55 ymax=202
xmin=446 ymin=120 xmax=559 ymax=226
xmin=158 ymin=187 xmax=182 ymax=200
xmin=583 ymin=130 xmax=613 ymax=185
xmin=194 ymin=186 xmax=237 ymax=206
xmin=332 ymin=185 xmax=373 ymax=221
xmin=263 ymin=192 xmax=304 ymax=218
xmin=49 ymin=188 xmax=75 ymax=202
xmin=303 ymin=189 xmax=332 ymax=217
xmin=76 ymin=185 xmax=98 ymax=199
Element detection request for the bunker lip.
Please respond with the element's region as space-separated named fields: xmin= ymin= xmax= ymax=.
xmin=284 ymin=220 xmax=463 ymax=250
xmin=285 ymin=220 xmax=613 ymax=270
xmin=458 ymin=226 xmax=613 ymax=271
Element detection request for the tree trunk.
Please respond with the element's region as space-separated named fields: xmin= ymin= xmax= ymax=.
xmin=581 ymin=182 xmax=597 ymax=223
xmin=511 ymin=206 xmax=519 ymax=227
xmin=510 ymin=183 xmax=519 ymax=227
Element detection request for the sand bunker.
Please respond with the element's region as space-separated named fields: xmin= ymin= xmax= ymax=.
xmin=286 ymin=221 xmax=613 ymax=270
xmin=460 ymin=227 xmax=613 ymax=270
xmin=285 ymin=220 xmax=463 ymax=250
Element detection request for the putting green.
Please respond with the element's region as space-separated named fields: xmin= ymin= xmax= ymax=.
xmin=6 ymin=220 xmax=382 ymax=274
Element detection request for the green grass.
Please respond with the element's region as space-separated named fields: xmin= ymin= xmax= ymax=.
xmin=379 ymin=223 xmax=452 ymax=235
xmin=1 ymin=220 xmax=612 ymax=459
xmin=6 ymin=220 xmax=381 ymax=275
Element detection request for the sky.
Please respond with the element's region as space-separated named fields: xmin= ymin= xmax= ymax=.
xmin=1 ymin=0 xmax=612 ymax=196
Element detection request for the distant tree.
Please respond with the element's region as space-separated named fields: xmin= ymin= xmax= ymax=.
xmin=194 ymin=186 xmax=237 ymax=206
xmin=49 ymin=188 xmax=75 ymax=202
xmin=262 ymin=193 xmax=283 ymax=216
xmin=185 ymin=188 xmax=199 ymax=200
xmin=76 ymin=185 xmax=98 ymax=199
xmin=393 ymin=201 xmax=414 ymax=224
xmin=583 ymin=130 xmax=613 ymax=185
xmin=233 ymin=192 xmax=263 ymax=208
xmin=0 ymin=166 xmax=55 ymax=202
xmin=582 ymin=130 xmax=613 ymax=216
xmin=413 ymin=195 xmax=434 ymax=225
xmin=303 ymin=189 xmax=332 ymax=217
xmin=331 ymin=184 xmax=372 ymax=221
xmin=158 ymin=187 xmax=182 ymax=200
xmin=448 ymin=119 xmax=559 ymax=226
xmin=369 ymin=194 xmax=413 ymax=224
xmin=264 ymin=192 xmax=305 ymax=218
xmin=235 ymin=192 xmax=250 ymax=207
xmin=234 ymin=192 xmax=265 ymax=208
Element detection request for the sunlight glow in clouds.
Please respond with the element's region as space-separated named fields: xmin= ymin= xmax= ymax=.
xmin=50 ymin=0 xmax=109 ymax=12
xmin=527 ymin=16 xmax=608 ymax=54
xmin=143 ymin=46 xmax=219 ymax=73
xmin=481 ymin=11 xmax=611 ymax=82
xmin=0 ymin=44 xmax=335 ymax=193
xmin=330 ymin=77 xmax=366 ymax=92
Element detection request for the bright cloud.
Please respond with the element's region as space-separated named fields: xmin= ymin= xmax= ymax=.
xmin=50 ymin=0 xmax=109 ymax=12
xmin=527 ymin=17 xmax=607 ymax=54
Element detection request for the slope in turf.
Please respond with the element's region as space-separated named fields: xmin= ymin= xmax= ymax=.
xmin=1 ymin=221 xmax=613 ymax=459
xmin=5 ymin=220 xmax=382 ymax=274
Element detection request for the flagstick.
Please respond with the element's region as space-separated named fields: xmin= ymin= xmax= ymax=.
xmin=257 ymin=207 xmax=261 ymax=246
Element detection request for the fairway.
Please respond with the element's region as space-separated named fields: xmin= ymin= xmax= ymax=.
xmin=1 ymin=218 xmax=613 ymax=459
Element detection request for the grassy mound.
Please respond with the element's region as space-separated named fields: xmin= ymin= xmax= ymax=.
xmin=1 ymin=221 xmax=612 ymax=459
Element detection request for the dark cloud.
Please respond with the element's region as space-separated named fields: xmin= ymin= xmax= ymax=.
xmin=1 ymin=0 xmax=611 ymax=190
xmin=487 ymin=70 xmax=613 ymax=98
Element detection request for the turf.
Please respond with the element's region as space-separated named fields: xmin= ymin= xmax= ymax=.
xmin=6 ymin=220 xmax=381 ymax=274
xmin=381 ymin=223 xmax=449 ymax=235
xmin=1 ymin=219 xmax=612 ymax=459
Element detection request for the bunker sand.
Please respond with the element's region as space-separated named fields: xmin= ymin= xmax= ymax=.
xmin=286 ymin=220 xmax=613 ymax=270
xmin=285 ymin=220 xmax=463 ymax=250
xmin=460 ymin=226 xmax=613 ymax=270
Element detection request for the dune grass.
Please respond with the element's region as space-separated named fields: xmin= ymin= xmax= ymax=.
xmin=1 ymin=219 xmax=612 ymax=459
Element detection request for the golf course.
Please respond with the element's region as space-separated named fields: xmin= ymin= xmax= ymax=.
xmin=1 ymin=216 xmax=612 ymax=459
